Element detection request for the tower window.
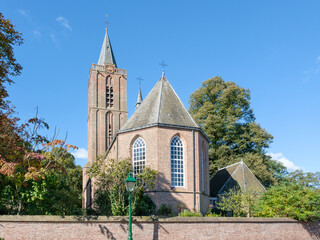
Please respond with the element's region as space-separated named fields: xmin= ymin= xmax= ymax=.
xmin=106 ymin=86 xmax=110 ymax=107
xmin=171 ymin=136 xmax=184 ymax=187
xmin=106 ymin=78 xmax=113 ymax=108
xmin=133 ymin=137 xmax=146 ymax=176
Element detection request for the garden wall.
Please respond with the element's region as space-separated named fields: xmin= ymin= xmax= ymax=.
xmin=0 ymin=216 xmax=319 ymax=240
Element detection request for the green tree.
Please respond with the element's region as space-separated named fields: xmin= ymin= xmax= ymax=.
xmin=284 ymin=170 xmax=320 ymax=188
xmin=254 ymin=183 xmax=320 ymax=221
xmin=87 ymin=157 xmax=158 ymax=216
xmin=217 ymin=188 xmax=261 ymax=217
xmin=189 ymin=76 xmax=281 ymax=185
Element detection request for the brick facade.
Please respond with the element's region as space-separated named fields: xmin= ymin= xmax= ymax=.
xmin=107 ymin=126 xmax=210 ymax=213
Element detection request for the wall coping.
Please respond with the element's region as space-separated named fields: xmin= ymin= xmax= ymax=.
xmin=0 ymin=215 xmax=307 ymax=224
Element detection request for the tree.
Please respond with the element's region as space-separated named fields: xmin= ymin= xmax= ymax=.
xmin=87 ymin=157 xmax=158 ymax=216
xmin=284 ymin=170 xmax=320 ymax=188
xmin=189 ymin=76 xmax=281 ymax=185
xmin=254 ymin=183 xmax=320 ymax=221
xmin=0 ymin=12 xmax=23 ymax=110
xmin=217 ymin=188 xmax=261 ymax=217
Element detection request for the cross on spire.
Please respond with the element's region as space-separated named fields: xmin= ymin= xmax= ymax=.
xmin=136 ymin=76 xmax=144 ymax=87
xmin=159 ymin=60 xmax=167 ymax=74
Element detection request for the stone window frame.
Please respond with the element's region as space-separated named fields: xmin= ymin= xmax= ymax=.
xmin=170 ymin=135 xmax=185 ymax=188
xmin=132 ymin=137 xmax=146 ymax=176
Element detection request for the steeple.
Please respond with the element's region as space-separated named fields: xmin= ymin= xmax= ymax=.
xmin=97 ymin=28 xmax=117 ymax=67
xmin=135 ymin=86 xmax=143 ymax=110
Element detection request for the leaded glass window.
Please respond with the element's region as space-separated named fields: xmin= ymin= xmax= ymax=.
xmin=133 ymin=137 xmax=146 ymax=176
xmin=171 ymin=136 xmax=184 ymax=187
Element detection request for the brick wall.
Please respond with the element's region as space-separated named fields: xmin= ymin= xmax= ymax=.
xmin=0 ymin=216 xmax=319 ymax=240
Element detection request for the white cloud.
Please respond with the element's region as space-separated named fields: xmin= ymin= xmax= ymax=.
xmin=18 ymin=9 xmax=28 ymax=16
xmin=268 ymin=153 xmax=300 ymax=171
xmin=56 ymin=16 xmax=72 ymax=31
xmin=33 ymin=30 xmax=41 ymax=38
xmin=302 ymin=56 xmax=320 ymax=82
xmin=71 ymin=148 xmax=88 ymax=159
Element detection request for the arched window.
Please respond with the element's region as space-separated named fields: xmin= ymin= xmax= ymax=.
xmin=171 ymin=136 xmax=184 ymax=187
xmin=133 ymin=137 xmax=146 ymax=176
xmin=106 ymin=77 xmax=113 ymax=108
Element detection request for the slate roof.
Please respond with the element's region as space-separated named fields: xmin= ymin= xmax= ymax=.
xmin=119 ymin=73 xmax=200 ymax=132
xmin=210 ymin=161 xmax=266 ymax=197
xmin=97 ymin=28 xmax=117 ymax=67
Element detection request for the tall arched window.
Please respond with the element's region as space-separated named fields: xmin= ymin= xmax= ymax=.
xmin=106 ymin=76 xmax=113 ymax=107
xmin=133 ymin=137 xmax=146 ymax=176
xmin=171 ymin=136 xmax=184 ymax=187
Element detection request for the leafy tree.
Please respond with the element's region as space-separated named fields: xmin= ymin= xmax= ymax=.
xmin=254 ymin=183 xmax=320 ymax=221
xmin=87 ymin=157 xmax=158 ymax=216
xmin=0 ymin=12 xmax=23 ymax=110
xmin=0 ymin=13 xmax=82 ymax=215
xmin=217 ymin=188 xmax=261 ymax=217
xmin=284 ymin=170 xmax=320 ymax=188
xmin=189 ymin=76 xmax=281 ymax=185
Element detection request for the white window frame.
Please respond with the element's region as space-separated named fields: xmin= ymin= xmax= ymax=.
xmin=132 ymin=137 xmax=146 ymax=176
xmin=170 ymin=136 xmax=184 ymax=187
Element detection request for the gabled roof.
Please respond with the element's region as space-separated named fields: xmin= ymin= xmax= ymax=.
xmin=120 ymin=73 xmax=200 ymax=132
xmin=210 ymin=160 xmax=266 ymax=197
xmin=97 ymin=28 xmax=117 ymax=67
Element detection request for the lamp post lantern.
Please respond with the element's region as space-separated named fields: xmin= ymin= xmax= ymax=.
xmin=125 ymin=172 xmax=136 ymax=240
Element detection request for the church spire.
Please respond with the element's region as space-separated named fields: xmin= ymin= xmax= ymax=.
xmin=135 ymin=76 xmax=144 ymax=110
xmin=135 ymin=86 xmax=143 ymax=110
xmin=97 ymin=28 xmax=117 ymax=67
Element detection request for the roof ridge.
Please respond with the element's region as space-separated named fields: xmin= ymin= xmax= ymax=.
xmin=157 ymin=77 xmax=165 ymax=123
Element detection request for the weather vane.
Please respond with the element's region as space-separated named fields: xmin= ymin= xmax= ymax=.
xmin=159 ymin=60 xmax=167 ymax=74
xmin=136 ymin=76 xmax=144 ymax=87
xmin=105 ymin=14 xmax=109 ymax=28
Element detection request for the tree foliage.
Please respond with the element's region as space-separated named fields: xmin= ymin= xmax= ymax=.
xmin=217 ymin=188 xmax=261 ymax=217
xmin=189 ymin=76 xmax=281 ymax=185
xmin=0 ymin=114 xmax=82 ymax=215
xmin=214 ymin=170 xmax=320 ymax=221
xmin=0 ymin=12 xmax=23 ymax=109
xmin=254 ymin=183 xmax=320 ymax=221
xmin=87 ymin=157 xmax=158 ymax=216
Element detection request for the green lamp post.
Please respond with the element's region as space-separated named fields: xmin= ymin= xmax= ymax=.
xmin=125 ymin=172 xmax=136 ymax=240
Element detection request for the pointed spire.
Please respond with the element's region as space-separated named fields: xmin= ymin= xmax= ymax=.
xmin=97 ymin=28 xmax=117 ymax=67
xmin=135 ymin=86 xmax=143 ymax=110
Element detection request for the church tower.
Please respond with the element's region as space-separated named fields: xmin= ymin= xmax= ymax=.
xmin=84 ymin=28 xmax=127 ymax=208
xmin=87 ymin=27 xmax=128 ymax=162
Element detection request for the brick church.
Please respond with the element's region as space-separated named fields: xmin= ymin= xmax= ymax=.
xmin=83 ymin=27 xmax=210 ymax=213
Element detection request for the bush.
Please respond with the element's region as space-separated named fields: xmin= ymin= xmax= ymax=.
xmin=254 ymin=183 xmax=320 ymax=221
xmin=178 ymin=209 xmax=202 ymax=217
xmin=132 ymin=190 xmax=155 ymax=216
xmin=157 ymin=204 xmax=173 ymax=216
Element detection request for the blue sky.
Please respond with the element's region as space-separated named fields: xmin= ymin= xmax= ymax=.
xmin=2 ymin=0 xmax=320 ymax=172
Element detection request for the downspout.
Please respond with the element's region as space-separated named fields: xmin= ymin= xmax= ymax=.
xmin=193 ymin=130 xmax=196 ymax=210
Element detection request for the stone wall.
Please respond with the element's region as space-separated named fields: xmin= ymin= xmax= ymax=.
xmin=0 ymin=216 xmax=319 ymax=240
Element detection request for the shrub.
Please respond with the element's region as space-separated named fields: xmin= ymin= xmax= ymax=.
xmin=178 ymin=209 xmax=202 ymax=217
xmin=157 ymin=204 xmax=173 ymax=216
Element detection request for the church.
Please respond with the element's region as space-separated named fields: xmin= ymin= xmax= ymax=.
xmin=83 ymin=27 xmax=210 ymax=214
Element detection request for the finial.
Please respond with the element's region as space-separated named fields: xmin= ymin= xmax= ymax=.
xmin=159 ymin=60 xmax=167 ymax=76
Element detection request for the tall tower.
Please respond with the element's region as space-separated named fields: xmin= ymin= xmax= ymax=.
xmin=83 ymin=27 xmax=127 ymax=208
xmin=87 ymin=27 xmax=128 ymax=164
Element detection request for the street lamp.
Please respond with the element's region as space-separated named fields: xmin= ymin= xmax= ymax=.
xmin=125 ymin=172 xmax=136 ymax=240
